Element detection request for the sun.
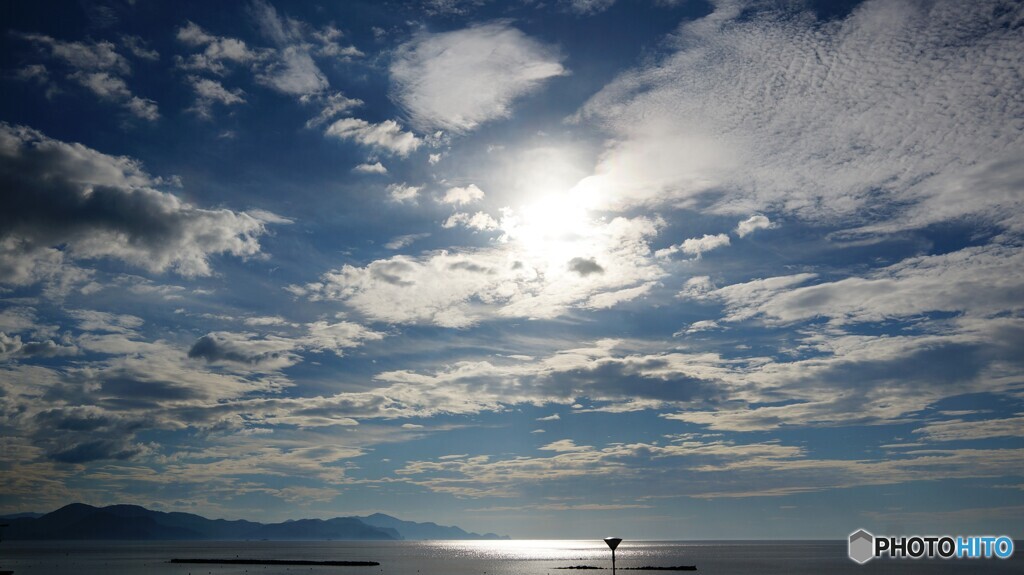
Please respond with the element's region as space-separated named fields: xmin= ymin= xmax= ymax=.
xmin=488 ymin=143 xmax=609 ymax=273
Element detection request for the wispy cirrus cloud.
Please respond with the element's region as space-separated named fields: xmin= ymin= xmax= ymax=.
xmin=573 ymin=0 xmax=1024 ymax=233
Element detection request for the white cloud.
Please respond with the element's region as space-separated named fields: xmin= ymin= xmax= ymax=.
xmin=564 ymin=0 xmax=616 ymax=15
xmin=299 ymin=215 xmax=665 ymax=327
xmin=0 ymin=123 xmax=277 ymax=282
xmin=540 ymin=439 xmax=591 ymax=452
xmin=385 ymin=233 xmax=430 ymax=250
xmin=682 ymin=320 xmax=719 ymax=334
xmin=657 ymin=233 xmax=731 ymax=258
xmin=69 ymin=310 xmax=144 ymax=333
xmin=390 ymin=22 xmax=567 ymax=133
xmin=250 ymin=0 xmax=330 ymax=96
xmin=913 ymin=416 xmax=1024 ymax=443
xmin=443 ymin=211 xmax=499 ymax=231
xmin=386 ymin=183 xmax=420 ymax=202
xmin=681 ymin=233 xmax=730 ymax=256
xmin=257 ymin=46 xmax=328 ymax=95
xmin=187 ymin=76 xmax=245 ymax=118
xmin=121 ymin=35 xmax=159 ymax=61
xmin=303 ymin=320 xmax=384 ymax=355
xmin=572 ymin=0 xmax=1024 ymax=233
xmin=442 ymin=184 xmax=485 ymax=205
xmin=698 ymin=245 xmax=1024 ymax=326
xmin=16 ymin=33 xmax=157 ymax=121
xmin=18 ymin=33 xmax=130 ymax=73
xmin=303 ymin=91 xmax=363 ymax=128
xmin=353 ymin=162 xmax=388 ymax=175
xmin=70 ymin=71 xmax=159 ymax=120
xmin=175 ymin=21 xmax=261 ymax=74
xmin=735 ymin=214 xmax=773 ymax=238
xmin=325 ymin=118 xmax=421 ymax=157
xmin=311 ymin=25 xmax=363 ymax=60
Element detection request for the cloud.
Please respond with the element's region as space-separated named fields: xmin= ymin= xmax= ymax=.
xmin=188 ymin=320 xmax=383 ymax=371
xmin=175 ymin=21 xmax=262 ymax=74
xmin=188 ymin=332 xmax=301 ymax=371
xmin=312 ymin=25 xmax=364 ymax=59
xmin=70 ymin=71 xmax=159 ymax=120
xmin=568 ymin=257 xmax=603 ymax=276
xmin=325 ymin=118 xmax=421 ymax=157
xmin=563 ymin=0 xmax=616 ymax=15
xmin=257 ymin=46 xmax=328 ymax=95
xmin=69 ymin=310 xmax=144 ymax=333
xmin=121 ymin=35 xmax=159 ymax=61
xmin=422 ymin=0 xmax=489 ymax=15
xmin=441 ymin=184 xmax=485 ymax=205
xmin=681 ymin=320 xmax=720 ymax=334
xmin=657 ymin=233 xmax=730 ymax=259
xmin=0 ymin=123 xmax=277 ymax=283
xmin=572 ymin=0 xmax=1024 ymax=233
xmin=735 ymin=214 xmax=773 ymax=238
xmin=303 ymin=91 xmax=363 ymax=128
xmin=540 ymin=439 xmax=591 ymax=452
xmin=390 ymin=22 xmax=567 ymax=133
xmin=250 ymin=0 xmax=331 ymax=96
xmin=443 ymin=212 xmax=499 ymax=231
xmin=697 ymin=244 xmax=1024 ymax=325
xmin=16 ymin=32 xmax=157 ymax=120
xmin=387 ymin=183 xmax=420 ymax=202
xmin=913 ymin=416 xmax=1024 ymax=443
xmin=303 ymin=320 xmax=385 ymax=355
xmin=187 ymin=76 xmax=245 ymax=118
xmin=0 ymin=332 xmax=78 ymax=359
xmin=385 ymin=233 xmax=430 ymax=250
xmin=17 ymin=32 xmax=129 ymax=73
xmin=298 ymin=215 xmax=664 ymax=327
xmin=681 ymin=233 xmax=730 ymax=256
xmin=353 ymin=162 xmax=388 ymax=174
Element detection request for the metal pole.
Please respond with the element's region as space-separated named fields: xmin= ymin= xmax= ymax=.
xmin=604 ymin=537 xmax=621 ymax=574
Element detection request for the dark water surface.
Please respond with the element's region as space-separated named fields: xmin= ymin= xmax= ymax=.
xmin=2 ymin=540 xmax=1021 ymax=575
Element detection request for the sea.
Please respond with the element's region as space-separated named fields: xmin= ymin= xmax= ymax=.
xmin=1 ymin=540 xmax=1021 ymax=575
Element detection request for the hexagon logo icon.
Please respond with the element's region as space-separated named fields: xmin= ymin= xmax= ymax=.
xmin=849 ymin=529 xmax=874 ymax=564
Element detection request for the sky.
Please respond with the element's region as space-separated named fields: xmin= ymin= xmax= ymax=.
xmin=0 ymin=0 xmax=1022 ymax=540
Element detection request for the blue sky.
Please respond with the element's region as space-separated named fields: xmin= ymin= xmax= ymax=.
xmin=0 ymin=0 xmax=1022 ymax=540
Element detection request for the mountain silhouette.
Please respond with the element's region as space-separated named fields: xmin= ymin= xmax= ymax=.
xmin=0 ymin=503 xmax=507 ymax=541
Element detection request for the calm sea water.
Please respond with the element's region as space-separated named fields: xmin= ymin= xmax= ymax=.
xmin=1 ymin=540 xmax=1021 ymax=575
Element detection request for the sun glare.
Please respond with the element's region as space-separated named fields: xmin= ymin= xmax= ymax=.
xmin=499 ymin=146 xmax=606 ymax=271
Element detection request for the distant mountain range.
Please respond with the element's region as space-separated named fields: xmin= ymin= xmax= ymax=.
xmin=0 ymin=503 xmax=508 ymax=541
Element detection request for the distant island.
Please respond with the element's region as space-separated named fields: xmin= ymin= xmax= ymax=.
xmin=0 ymin=503 xmax=509 ymax=541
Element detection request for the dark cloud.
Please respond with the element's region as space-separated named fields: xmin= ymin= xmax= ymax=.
xmin=568 ymin=257 xmax=604 ymax=276
xmin=49 ymin=439 xmax=146 ymax=463
xmin=33 ymin=407 xmax=149 ymax=463
xmin=448 ymin=261 xmax=490 ymax=273
xmin=188 ymin=332 xmax=298 ymax=369
xmin=0 ymin=123 xmax=277 ymax=284
xmin=0 ymin=333 xmax=78 ymax=358
xmin=546 ymin=358 xmax=723 ymax=404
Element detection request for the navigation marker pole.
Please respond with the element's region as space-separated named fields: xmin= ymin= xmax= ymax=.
xmin=604 ymin=537 xmax=622 ymax=574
